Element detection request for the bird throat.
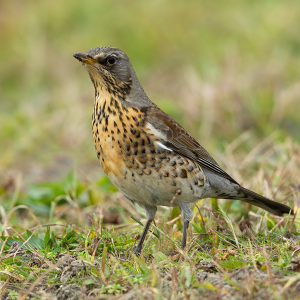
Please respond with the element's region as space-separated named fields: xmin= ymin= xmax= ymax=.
xmin=92 ymin=77 xmax=134 ymax=134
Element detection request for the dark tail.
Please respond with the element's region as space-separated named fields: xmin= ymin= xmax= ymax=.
xmin=237 ymin=186 xmax=294 ymax=216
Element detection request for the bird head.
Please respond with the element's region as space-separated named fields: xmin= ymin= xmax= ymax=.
xmin=73 ymin=47 xmax=134 ymax=96
xmin=74 ymin=46 xmax=152 ymax=107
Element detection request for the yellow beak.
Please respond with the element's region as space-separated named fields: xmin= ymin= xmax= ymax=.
xmin=73 ymin=53 xmax=98 ymax=65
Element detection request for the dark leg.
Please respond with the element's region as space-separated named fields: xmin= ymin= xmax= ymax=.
xmin=134 ymin=219 xmax=152 ymax=256
xmin=181 ymin=220 xmax=190 ymax=250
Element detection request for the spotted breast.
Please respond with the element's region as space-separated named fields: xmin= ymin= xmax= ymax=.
xmin=92 ymin=91 xmax=209 ymax=209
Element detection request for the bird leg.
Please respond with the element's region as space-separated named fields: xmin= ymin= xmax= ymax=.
xmin=134 ymin=219 xmax=152 ymax=256
xmin=178 ymin=203 xmax=193 ymax=250
xmin=181 ymin=220 xmax=190 ymax=249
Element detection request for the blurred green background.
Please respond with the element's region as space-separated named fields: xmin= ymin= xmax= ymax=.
xmin=1 ymin=0 xmax=300 ymax=186
xmin=1 ymin=4 xmax=300 ymax=293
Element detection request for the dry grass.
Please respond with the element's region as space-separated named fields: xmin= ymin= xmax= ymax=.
xmin=0 ymin=139 xmax=299 ymax=299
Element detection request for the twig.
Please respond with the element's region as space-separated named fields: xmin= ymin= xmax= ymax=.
xmin=195 ymin=204 xmax=207 ymax=233
xmin=245 ymin=224 xmax=257 ymax=242
xmin=289 ymin=207 xmax=298 ymax=232
xmin=268 ymin=218 xmax=285 ymax=234
xmin=209 ymin=229 xmax=238 ymax=249
xmin=248 ymin=238 xmax=258 ymax=272
xmin=98 ymin=207 xmax=103 ymax=235
xmin=170 ymin=189 xmax=182 ymax=206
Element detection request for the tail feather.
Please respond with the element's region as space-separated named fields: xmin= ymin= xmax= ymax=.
xmin=203 ymin=168 xmax=294 ymax=216
xmin=236 ymin=186 xmax=294 ymax=216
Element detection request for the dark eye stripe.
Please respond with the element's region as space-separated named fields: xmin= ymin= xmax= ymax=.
xmin=96 ymin=56 xmax=106 ymax=64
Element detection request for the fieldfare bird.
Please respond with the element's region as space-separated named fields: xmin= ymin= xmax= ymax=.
xmin=74 ymin=47 xmax=294 ymax=255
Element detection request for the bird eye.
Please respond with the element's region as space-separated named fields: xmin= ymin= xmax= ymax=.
xmin=107 ymin=56 xmax=116 ymax=65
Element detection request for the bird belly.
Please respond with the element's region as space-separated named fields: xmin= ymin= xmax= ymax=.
xmin=119 ymin=167 xmax=209 ymax=207
xmin=97 ymin=133 xmax=210 ymax=208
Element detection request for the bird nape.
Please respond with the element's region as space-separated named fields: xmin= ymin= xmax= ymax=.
xmin=73 ymin=47 xmax=294 ymax=256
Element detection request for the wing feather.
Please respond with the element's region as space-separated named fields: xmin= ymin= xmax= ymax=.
xmin=145 ymin=106 xmax=239 ymax=184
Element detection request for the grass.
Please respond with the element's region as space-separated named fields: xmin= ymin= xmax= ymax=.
xmin=1 ymin=0 xmax=300 ymax=299
xmin=0 ymin=148 xmax=299 ymax=299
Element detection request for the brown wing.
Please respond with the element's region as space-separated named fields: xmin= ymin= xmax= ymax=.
xmin=145 ymin=106 xmax=239 ymax=185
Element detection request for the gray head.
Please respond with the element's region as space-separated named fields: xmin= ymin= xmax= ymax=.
xmin=74 ymin=47 xmax=152 ymax=107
